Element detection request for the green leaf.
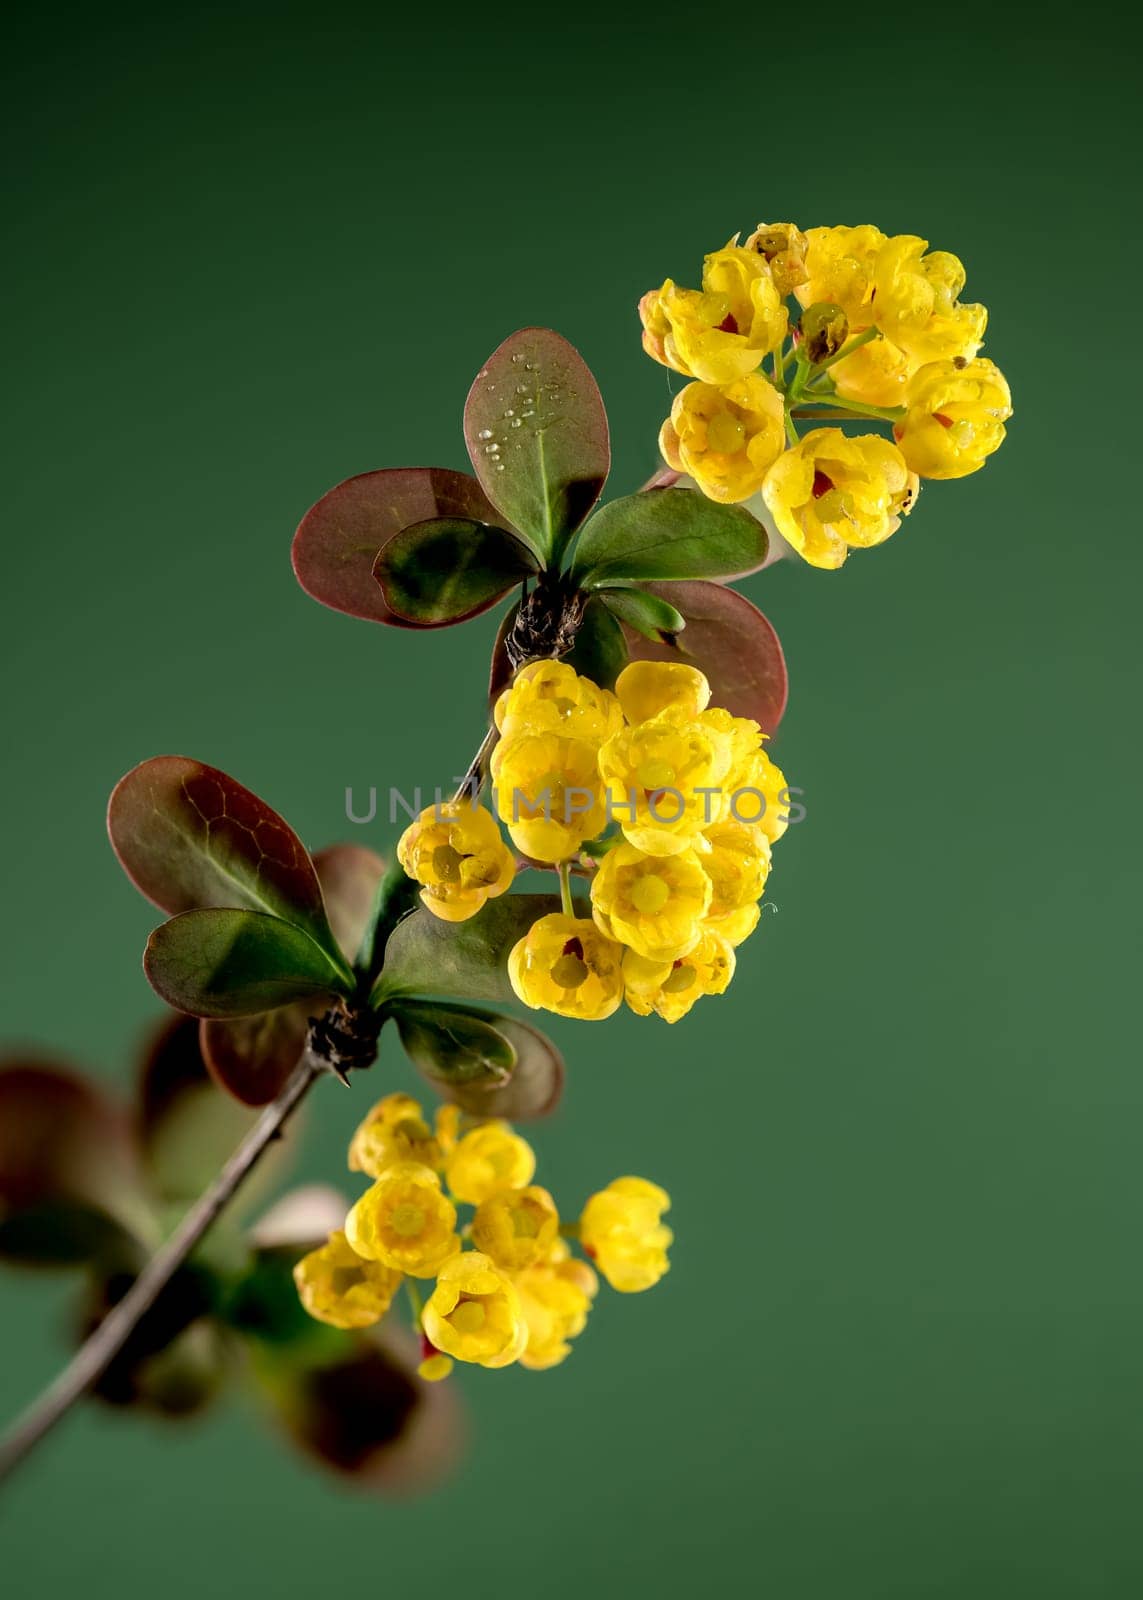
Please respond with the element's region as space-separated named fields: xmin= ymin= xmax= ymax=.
xmin=464 ymin=328 xmax=610 ymax=564
xmin=393 ymin=1002 xmax=516 ymax=1091
xmin=570 ymin=489 xmax=767 ymax=586
xmin=144 ymin=909 xmax=351 ymax=1019
xmin=291 ymin=467 xmax=505 ymax=627
xmin=597 ymin=583 xmax=686 ymax=641
xmin=447 ymin=1014 xmax=564 ymax=1120
xmin=373 ymin=517 xmax=537 ymax=627
xmin=109 ymin=757 xmax=351 ymax=982
xmin=623 ymin=579 xmax=789 ymax=734
xmin=565 ymin=594 xmax=628 ymax=689
xmin=371 ymin=894 xmax=562 ymax=1007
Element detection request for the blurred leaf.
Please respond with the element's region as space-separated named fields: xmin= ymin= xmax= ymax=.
xmin=464 ymin=328 xmax=609 ymax=564
xmin=570 ymin=489 xmax=767 ymax=585
xmin=313 ymin=844 xmax=388 ymax=968
xmin=82 ymin=1264 xmax=224 ymax=1417
xmin=374 ymin=518 xmax=536 ymax=627
xmin=393 ymin=1002 xmax=515 ymax=1093
xmin=255 ymin=1323 xmax=464 ymax=1494
xmin=250 ymin=1185 xmax=349 ymax=1254
xmin=137 ymin=1014 xmax=262 ymax=1201
xmin=624 ymin=579 xmax=789 ymax=735
xmin=597 ymin=583 xmax=686 ymax=641
xmin=109 ymin=757 xmax=350 ymax=979
xmin=407 ymin=1010 xmax=564 ymax=1121
xmin=0 ymin=1063 xmax=150 ymax=1266
xmin=291 ymin=467 xmax=503 ymax=626
xmin=200 ymin=1006 xmax=312 ymax=1107
xmin=371 ymin=895 xmax=562 ymax=1007
xmin=144 ymin=909 xmax=350 ymax=1019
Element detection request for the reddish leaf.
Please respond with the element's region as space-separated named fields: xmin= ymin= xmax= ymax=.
xmin=291 ymin=467 xmax=504 ymax=627
xmin=109 ymin=757 xmax=347 ymax=974
xmin=200 ymin=1006 xmax=312 ymax=1108
xmin=137 ymin=1014 xmax=261 ymax=1198
xmin=313 ymin=844 xmax=387 ymax=967
xmin=464 ymin=328 xmax=609 ymax=564
xmin=624 ymin=580 xmax=789 ymax=735
xmin=0 ymin=1062 xmax=148 ymax=1264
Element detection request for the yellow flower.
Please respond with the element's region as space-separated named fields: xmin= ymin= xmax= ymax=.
xmin=348 ymin=1091 xmax=444 ymax=1178
xmin=701 ymin=820 xmax=773 ymax=930
xmin=445 ymin=1122 xmax=536 ymax=1205
xmin=623 ymin=928 xmax=735 ymax=1023
xmin=516 ymin=1252 xmax=599 ymax=1370
xmin=598 ymin=711 xmax=734 ymax=857
xmin=397 ymin=801 xmax=515 ymax=923
xmin=508 ymin=912 xmax=625 ymax=1021
xmin=493 ymin=660 xmax=623 ymax=747
xmin=869 ymin=236 xmax=987 ymax=365
xmin=614 ymin=661 xmax=711 ymax=726
xmin=492 ymin=731 xmax=607 ymax=862
xmin=639 ymin=244 xmax=786 ymax=385
xmin=345 ymin=1161 xmax=460 ymax=1278
xmin=421 ymin=1251 xmax=528 ymax=1369
xmin=894 ymin=357 xmax=1012 ymax=480
xmin=591 ymin=842 xmax=711 ymax=963
xmin=743 ymin=220 xmax=809 ymax=296
xmin=471 ymin=1183 xmax=560 ymax=1271
xmin=579 ymin=1177 xmax=672 ymax=1293
xmin=417 ymin=1353 xmax=454 ymax=1382
xmin=831 ymin=333 xmax=914 ymax=409
xmin=659 ymin=374 xmax=786 ymax=504
xmin=293 ymin=1230 xmax=402 ymax=1330
xmin=721 ymin=740 xmax=790 ymax=846
xmin=795 ymin=224 xmax=887 ymax=326
xmin=762 ymin=428 xmax=918 ymax=570
xmin=435 ymin=1102 xmax=461 ymax=1160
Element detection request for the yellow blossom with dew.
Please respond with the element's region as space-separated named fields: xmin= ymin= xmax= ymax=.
xmin=492 ymin=731 xmax=607 ymax=862
xmin=508 ymin=912 xmax=625 ymax=1021
xmin=494 ymin=660 xmax=623 ymax=747
xmin=623 ymin=928 xmax=735 ymax=1023
xmin=579 ymin=1178 xmax=672 ymax=1293
xmin=591 ymin=842 xmax=711 ymax=963
xmin=762 ymin=428 xmax=917 ymax=571
xmin=614 ymin=661 xmax=711 ymax=726
xmin=397 ymin=801 xmax=515 ymax=923
xmin=598 ymin=711 xmax=733 ymax=857
xmin=516 ymin=1251 xmax=599 ymax=1370
xmin=895 ymin=357 xmax=1012 ymax=480
xmin=869 ymin=236 xmax=987 ymax=366
xmin=471 ymin=1183 xmax=560 ymax=1272
xmin=348 ymin=1091 xmax=444 ymax=1179
xmin=659 ymin=373 xmax=786 ymax=504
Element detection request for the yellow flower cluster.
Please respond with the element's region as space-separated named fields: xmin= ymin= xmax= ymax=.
xmin=640 ymin=222 xmax=1011 ymax=568
xmin=501 ymin=660 xmax=789 ymax=1024
xmin=293 ymin=1093 xmax=671 ymax=1376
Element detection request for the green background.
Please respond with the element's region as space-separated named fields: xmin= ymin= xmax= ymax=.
xmin=3 ymin=4 xmax=1139 ymax=1594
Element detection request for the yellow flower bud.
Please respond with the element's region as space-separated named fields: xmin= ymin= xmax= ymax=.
xmin=417 ymin=1352 xmax=455 ymax=1383
xmin=720 ymin=738 xmax=790 ymax=846
xmin=493 ymin=660 xmax=622 ymax=747
xmin=598 ymin=710 xmax=734 ymax=857
xmin=579 ymin=1177 xmax=672 ymax=1293
xmin=762 ymin=428 xmax=917 ymax=570
xmin=659 ymin=374 xmax=786 ymax=504
xmin=492 ymin=731 xmax=607 ymax=862
xmin=348 ymin=1091 xmax=444 ymax=1178
xmin=869 ymin=236 xmax=987 ymax=365
xmin=591 ymin=842 xmax=711 ymax=963
xmin=345 ymin=1162 xmax=460 ymax=1278
xmin=516 ymin=1254 xmax=599 ymax=1370
xmin=623 ymin=928 xmax=735 ymax=1023
xmin=397 ymin=801 xmax=516 ymax=923
xmin=614 ymin=661 xmax=711 ymax=726
xmin=743 ymin=221 xmax=809 ymax=296
xmin=639 ymin=243 xmax=787 ymax=385
xmin=445 ymin=1122 xmax=536 ymax=1205
xmin=894 ymin=357 xmax=1012 ymax=480
xmin=795 ymin=224 xmax=887 ymax=326
xmin=421 ymin=1251 xmax=528 ymax=1369
xmin=293 ymin=1230 xmax=402 ymax=1330
xmin=471 ymin=1183 xmax=560 ymax=1271
xmin=508 ymin=912 xmax=625 ymax=1022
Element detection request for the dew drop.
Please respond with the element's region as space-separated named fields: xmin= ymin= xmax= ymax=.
xmin=511 ymin=352 xmax=523 ymax=364
xmin=478 ymin=428 xmax=493 ymax=440
xmin=495 ymin=463 xmax=506 ymax=471
xmin=504 ymin=408 xmax=515 ymax=417
xmin=510 ymin=417 xmax=523 ymax=428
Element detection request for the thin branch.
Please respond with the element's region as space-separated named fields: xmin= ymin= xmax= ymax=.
xmin=0 ymin=1053 xmax=322 ymax=1489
